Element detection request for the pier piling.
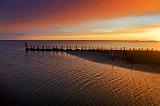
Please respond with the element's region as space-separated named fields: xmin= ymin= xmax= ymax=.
xmin=25 ymin=42 xmax=160 ymax=66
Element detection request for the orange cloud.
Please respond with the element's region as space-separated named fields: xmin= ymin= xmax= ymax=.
xmin=1 ymin=0 xmax=160 ymax=34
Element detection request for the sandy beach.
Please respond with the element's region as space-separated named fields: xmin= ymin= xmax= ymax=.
xmin=66 ymin=50 xmax=160 ymax=74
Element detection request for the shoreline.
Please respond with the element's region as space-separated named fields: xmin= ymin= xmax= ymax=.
xmin=66 ymin=50 xmax=160 ymax=74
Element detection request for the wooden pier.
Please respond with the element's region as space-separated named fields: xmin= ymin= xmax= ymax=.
xmin=25 ymin=42 xmax=160 ymax=66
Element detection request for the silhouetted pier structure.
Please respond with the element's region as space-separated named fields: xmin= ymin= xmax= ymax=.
xmin=25 ymin=42 xmax=160 ymax=66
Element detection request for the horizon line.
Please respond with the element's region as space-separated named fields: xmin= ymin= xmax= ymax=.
xmin=0 ymin=40 xmax=159 ymax=42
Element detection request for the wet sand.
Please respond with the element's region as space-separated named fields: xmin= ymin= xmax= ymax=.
xmin=66 ymin=50 xmax=160 ymax=74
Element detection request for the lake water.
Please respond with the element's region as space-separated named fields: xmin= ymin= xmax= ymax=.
xmin=0 ymin=40 xmax=160 ymax=106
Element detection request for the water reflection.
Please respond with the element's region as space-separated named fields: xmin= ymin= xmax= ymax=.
xmin=0 ymin=41 xmax=160 ymax=105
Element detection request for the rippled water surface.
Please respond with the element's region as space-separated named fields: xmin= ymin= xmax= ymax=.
xmin=0 ymin=40 xmax=160 ymax=106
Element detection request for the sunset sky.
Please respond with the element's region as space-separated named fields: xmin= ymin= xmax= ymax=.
xmin=1 ymin=0 xmax=160 ymax=40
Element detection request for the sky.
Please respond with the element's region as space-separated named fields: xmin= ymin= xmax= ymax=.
xmin=1 ymin=0 xmax=160 ymax=40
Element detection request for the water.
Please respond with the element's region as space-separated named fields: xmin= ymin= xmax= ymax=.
xmin=0 ymin=40 xmax=160 ymax=106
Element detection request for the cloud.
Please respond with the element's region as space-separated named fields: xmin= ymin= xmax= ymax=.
xmin=1 ymin=0 xmax=160 ymax=34
xmin=1 ymin=13 xmax=160 ymax=40
xmin=0 ymin=33 xmax=24 ymax=37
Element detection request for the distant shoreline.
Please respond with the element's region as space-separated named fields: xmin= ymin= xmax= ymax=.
xmin=0 ymin=40 xmax=159 ymax=42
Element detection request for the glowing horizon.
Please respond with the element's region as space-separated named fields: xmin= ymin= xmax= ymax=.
xmin=1 ymin=0 xmax=160 ymax=40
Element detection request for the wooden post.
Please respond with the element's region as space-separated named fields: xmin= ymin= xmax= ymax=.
xmin=92 ymin=47 xmax=94 ymax=50
xmin=142 ymin=48 xmax=143 ymax=51
xmin=61 ymin=46 xmax=63 ymax=50
xmin=37 ymin=46 xmax=39 ymax=50
xmin=152 ymin=48 xmax=154 ymax=51
xmin=101 ymin=47 xmax=103 ymax=50
xmin=25 ymin=42 xmax=28 ymax=48
xmin=139 ymin=48 xmax=141 ymax=51
xmin=67 ymin=46 xmax=68 ymax=50
xmin=42 ymin=46 xmax=44 ymax=50
xmin=25 ymin=42 xmax=29 ymax=51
